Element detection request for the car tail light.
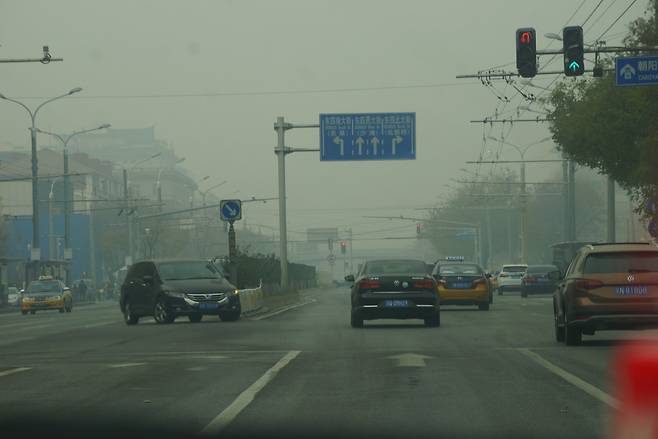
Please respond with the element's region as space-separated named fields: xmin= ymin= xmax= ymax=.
xmin=524 ymin=275 xmax=536 ymax=284
xmin=575 ymin=279 xmax=604 ymax=291
xmin=413 ymin=279 xmax=435 ymax=289
xmin=437 ymin=278 xmax=447 ymax=287
xmin=359 ymin=279 xmax=381 ymax=290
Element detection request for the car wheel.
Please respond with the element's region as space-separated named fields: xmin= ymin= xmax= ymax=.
xmin=154 ymin=298 xmax=175 ymax=324
xmin=521 ymin=289 xmax=528 ymax=298
xmin=498 ymin=287 xmax=503 ymax=296
xmin=30 ymin=310 xmax=36 ymax=315
xmin=219 ymin=310 xmax=240 ymax=322
xmin=565 ymin=323 xmax=582 ymax=346
xmin=478 ymin=302 xmax=490 ymax=311
xmin=554 ymin=312 xmax=565 ymax=343
xmin=21 ymin=310 xmax=27 ymax=315
xmin=489 ymin=292 xmax=493 ymax=304
xmin=424 ymin=311 xmax=440 ymax=327
xmin=350 ymin=309 xmax=363 ymax=328
xmin=65 ymin=302 xmax=72 ymax=312
xmin=188 ymin=314 xmax=203 ymax=323
xmin=123 ymin=301 xmax=139 ymax=325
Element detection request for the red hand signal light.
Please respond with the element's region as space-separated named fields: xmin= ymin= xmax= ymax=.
xmin=520 ymin=31 xmax=532 ymax=44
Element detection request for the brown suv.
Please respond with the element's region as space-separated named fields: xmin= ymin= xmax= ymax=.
xmin=553 ymin=243 xmax=658 ymax=345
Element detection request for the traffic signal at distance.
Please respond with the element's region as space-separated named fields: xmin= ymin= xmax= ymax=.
xmin=563 ymin=26 xmax=584 ymax=76
xmin=516 ymin=28 xmax=537 ymax=78
xmin=340 ymin=241 xmax=347 ymax=254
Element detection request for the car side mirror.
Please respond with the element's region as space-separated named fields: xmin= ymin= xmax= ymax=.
xmin=142 ymin=275 xmax=154 ymax=284
xmin=345 ymin=275 xmax=355 ymax=283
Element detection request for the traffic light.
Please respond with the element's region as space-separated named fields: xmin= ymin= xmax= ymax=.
xmin=416 ymin=223 xmax=422 ymax=236
xmin=516 ymin=28 xmax=537 ymax=78
xmin=563 ymin=26 xmax=584 ymax=76
xmin=340 ymin=241 xmax=347 ymax=254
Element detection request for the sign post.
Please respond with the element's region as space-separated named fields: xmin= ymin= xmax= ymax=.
xmin=220 ymin=199 xmax=243 ymax=285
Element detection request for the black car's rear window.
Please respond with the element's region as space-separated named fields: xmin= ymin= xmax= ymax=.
xmin=503 ymin=266 xmax=527 ymax=273
xmin=365 ymin=260 xmax=429 ymax=275
xmin=583 ymin=252 xmax=658 ymax=274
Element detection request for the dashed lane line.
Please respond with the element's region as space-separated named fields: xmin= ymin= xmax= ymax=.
xmin=0 ymin=367 xmax=31 ymax=377
xmin=250 ymin=299 xmax=317 ymax=321
xmin=200 ymin=350 xmax=301 ymax=435
xmin=107 ymin=363 xmax=148 ymax=368
xmin=517 ymin=348 xmax=619 ymax=408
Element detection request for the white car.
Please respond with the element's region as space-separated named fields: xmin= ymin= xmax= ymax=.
xmin=496 ymin=264 xmax=528 ymax=294
xmin=7 ymin=287 xmax=21 ymax=306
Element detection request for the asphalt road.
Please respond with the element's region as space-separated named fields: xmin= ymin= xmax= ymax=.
xmin=0 ymin=288 xmax=641 ymax=438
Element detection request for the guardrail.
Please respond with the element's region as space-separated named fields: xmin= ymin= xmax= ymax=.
xmin=239 ymin=282 xmax=264 ymax=315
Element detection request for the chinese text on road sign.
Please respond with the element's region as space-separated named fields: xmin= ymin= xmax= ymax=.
xmin=320 ymin=113 xmax=416 ymax=161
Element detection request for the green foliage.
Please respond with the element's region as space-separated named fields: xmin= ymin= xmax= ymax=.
xmin=548 ymin=2 xmax=658 ymax=215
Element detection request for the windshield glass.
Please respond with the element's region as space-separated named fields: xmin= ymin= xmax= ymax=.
xmin=527 ymin=265 xmax=559 ymax=274
xmin=26 ymin=281 xmax=61 ymax=295
xmin=157 ymin=261 xmax=223 ymax=280
xmin=584 ymin=252 xmax=658 ymax=274
xmin=503 ymin=266 xmax=527 ymax=273
xmin=439 ymin=264 xmax=482 ymax=275
xmin=365 ymin=260 xmax=429 ymax=275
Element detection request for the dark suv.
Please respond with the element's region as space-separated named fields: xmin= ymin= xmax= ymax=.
xmin=119 ymin=259 xmax=241 ymax=325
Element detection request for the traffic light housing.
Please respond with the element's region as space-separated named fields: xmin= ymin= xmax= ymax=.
xmin=563 ymin=26 xmax=584 ymax=76
xmin=340 ymin=241 xmax=347 ymax=254
xmin=416 ymin=223 xmax=422 ymax=237
xmin=516 ymin=28 xmax=537 ymax=78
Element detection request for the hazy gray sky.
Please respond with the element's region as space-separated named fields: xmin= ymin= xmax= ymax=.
xmin=0 ymin=0 xmax=648 ymax=245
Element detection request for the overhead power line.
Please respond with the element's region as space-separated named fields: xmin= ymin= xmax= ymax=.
xmin=596 ymin=0 xmax=639 ymax=41
xmin=583 ymin=0 xmax=606 ymax=26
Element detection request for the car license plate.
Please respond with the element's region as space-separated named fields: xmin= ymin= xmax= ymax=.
xmin=614 ymin=286 xmax=648 ymax=296
xmin=199 ymin=302 xmax=220 ymax=311
xmin=383 ymin=300 xmax=410 ymax=308
xmin=450 ymin=282 xmax=471 ymax=289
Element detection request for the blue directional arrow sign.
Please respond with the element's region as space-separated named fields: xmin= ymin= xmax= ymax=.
xmin=320 ymin=113 xmax=416 ymax=161
xmin=616 ymin=55 xmax=658 ymax=87
xmin=220 ymin=199 xmax=242 ymax=222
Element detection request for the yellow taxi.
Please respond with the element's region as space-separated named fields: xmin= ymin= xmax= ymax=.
xmin=432 ymin=257 xmax=491 ymax=311
xmin=21 ymin=276 xmax=73 ymax=315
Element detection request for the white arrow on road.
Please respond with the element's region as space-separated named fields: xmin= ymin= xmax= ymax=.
xmin=355 ymin=137 xmax=365 ymax=156
xmin=371 ymin=136 xmax=380 ymax=155
xmin=391 ymin=136 xmax=403 ymax=156
xmin=387 ymin=353 xmax=433 ymax=367
xmin=333 ymin=136 xmax=345 ymax=156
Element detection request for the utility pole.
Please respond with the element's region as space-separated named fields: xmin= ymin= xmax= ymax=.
xmin=88 ymin=176 xmax=97 ymax=290
xmin=520 ymin=160 xmax=528 ymax=262
xmin=348 ymin=228 xmax=354 ymax=274
xmin=563 ymin=157 xmax=569 ymax=241
xmin=275 ymin=117 xmax=289 ymax=289
xmin=63 ymin=149 xmax=71 ymax=283
xmin=123 ymin=169 xmax=133 ymax=266
xmin=607 ymin=176 xmax=616 ymax=243
xmin=568 ymin=160 xmax=577 ymax=241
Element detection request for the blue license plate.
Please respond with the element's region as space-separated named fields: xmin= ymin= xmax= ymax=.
xmin=383 ymin=300 xmax=410 ymax=308
xmin=199 ymin=302 xmax=220 ymax=311
xmin=614 ymin=286 xmax=648 ymax=296
xmin=450 ymin=282 xmax=471 ymax=289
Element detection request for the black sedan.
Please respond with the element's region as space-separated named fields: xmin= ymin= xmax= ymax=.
xmin=120 ymin=259 xmax=241 ymax=324
xmin=346 ymin=259 xmax=440 ymax=328
xmin=520 ymin=264 xmax=561 ymax=297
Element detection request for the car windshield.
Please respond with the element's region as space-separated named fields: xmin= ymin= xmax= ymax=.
xmin=365 ymin=260 xmax=429 ymax=275
xmin=26 ymin=281 xmax=61 ymax=295
xmin=503 ymin=266 xmax=527 ymax=273
xmin=584 ymin=252 xmax=658 ymax=274
xmin=157 ymin=261 xmax=223 ymax=280
xmin=527 ymin=265 xmax=559 ymax=274
xmin=439 ymin=264 xmax=482 ymax=275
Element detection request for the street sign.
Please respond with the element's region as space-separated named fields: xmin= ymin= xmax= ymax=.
xmin=320 ymin=113 xmax=416 ymax=161
xmin=220 ymin=199 xmax=242 ymax=222
xmin=616 ymin=56 xmax=658 ymax=87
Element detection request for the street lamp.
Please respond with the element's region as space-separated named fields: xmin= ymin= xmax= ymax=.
xmin=0 ymin=87 xmax=82 ymax=268
xmin=37 ymin=123 xmax=111 ymax=283
xmin=486 ymin=136 xmax=552 ymax=262
xmin=190 ymin=175 xmax=210 ymax=210
xmin=156 ymin=157 xmax=186 ymax=211
xmin=48 ymin=177 xmax=61 ymax=261
xmin=544 ymin=32 xmax=562 ymax=41
xmin=199 ymin=180 xmax=227 ymax=207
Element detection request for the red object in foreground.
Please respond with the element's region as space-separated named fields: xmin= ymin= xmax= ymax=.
xmin=612 ymin=339 xmax=658 ymax=438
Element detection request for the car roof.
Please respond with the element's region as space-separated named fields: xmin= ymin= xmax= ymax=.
xmin=138 ymin=258 xmax=214 ymax=264
xmin=583 ymin=243 xmax=658 ymax=253
xmin=502 ymin=264 xmax=528 ymax=268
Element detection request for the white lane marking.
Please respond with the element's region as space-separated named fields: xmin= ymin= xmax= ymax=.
xmin=82 ymin=320 xmax=117 ymax=329
xmin=0 ymin=367 xmax=31 ymax=377
xmin=200 ymin=350 xmax=301 ymax=435
xmin=250 ymin=299 xmax=317 ymax=321
xmin=518 ymin=348 xmax=619 ymax=408
xmin=387 ymin=353 xmax=433 ymax=367
xmin=0 ymin=323 xmax=54 ymax=332
xmin=108 ymin=362 xmax=147 ymax=368
xmin=0 ymin=336 xmax=35 ymax=347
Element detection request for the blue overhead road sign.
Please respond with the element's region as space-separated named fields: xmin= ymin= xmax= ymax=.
xmin=616 ymin=55 xmax=658 ymax=87
xmin=220 ymin=199 xmax=242 ymax=222
xmin=320 ymin=113 xmax=416 ymax=161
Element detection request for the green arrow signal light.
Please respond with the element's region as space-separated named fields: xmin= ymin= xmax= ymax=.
xmin=569 ymin=61 xmax=580 ymax=72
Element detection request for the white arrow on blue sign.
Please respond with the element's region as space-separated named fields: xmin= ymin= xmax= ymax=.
xmin=220 ymin=199 xmax=242 ymax=222
xmin=616 ymin=55 xmax=658 ymax=87
xmin=320 ymin=113 xmax=416 ymax=161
